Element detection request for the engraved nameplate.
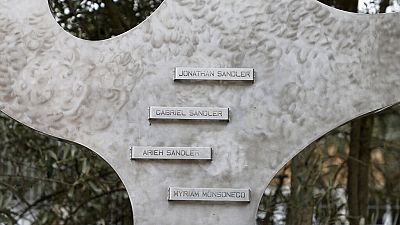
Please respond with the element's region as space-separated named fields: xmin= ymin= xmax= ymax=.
xmin=131 ymin=146 xmax=212 ymax=160
xmin=168 ymin=187 xmax=251 ymax=202
xmin=149 ymin=107 xmax=229 ymax=121
xmin=174 ymin=67 xmax=254 ymax=81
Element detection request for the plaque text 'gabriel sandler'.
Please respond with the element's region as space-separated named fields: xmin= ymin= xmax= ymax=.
xmin=149 ymin=107 xmax=229 ymax=121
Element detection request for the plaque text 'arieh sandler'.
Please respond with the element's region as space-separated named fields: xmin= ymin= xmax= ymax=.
xmin=149 ymin=107 xmax=229 ymax=121
xmin=168 ymin=187 xmax=251 ymax=202
xmin=174 ymin=67 xmax=254 ymax=81
xmin=131 ymin=146 xmax=212 ymax=160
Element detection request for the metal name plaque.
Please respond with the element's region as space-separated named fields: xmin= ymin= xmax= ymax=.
xmin=168 ymin=187 xmax=251 ymax=202
xmin=174 ymin=67 xmax=254 ymax=82
xmin=131 ymin=146 xmax=212 ymax=160
xmin=149 ymin=107 xmax=230 ymax=121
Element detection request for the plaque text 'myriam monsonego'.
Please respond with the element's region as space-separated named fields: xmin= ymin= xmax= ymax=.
xmin=168 ymin=187 xmax=250 ymax=202
xmin=174 ymin=67 xmax=254 ymax=81
xmin=149 ymin=107 xmax=229 ymax=121
xmin=131 ymin=146 xmax=212 ymax=160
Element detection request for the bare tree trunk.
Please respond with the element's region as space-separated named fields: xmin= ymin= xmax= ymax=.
xmin=358 ymin=116 xmax=374 ymax=220
xmin=286 ymin=144 xmax=320 ymax=225
xmin=103 ymin=0 xmax=132 ymax=34
xmin=348 ymin=119 xmax=361 ymax=224
xmin=347 ymin=116 xmax=374 ymax=225
xmin=380 ymin=0 xmax=390 ymax=13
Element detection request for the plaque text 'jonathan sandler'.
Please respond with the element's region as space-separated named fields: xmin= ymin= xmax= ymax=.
xmin=149 ymin=107 xmax=229 ymax=121
xmin=174 ymin=67 xmax=254 ymax=81
xmin=168 ymin=187 xmax=251 ymax=202
xmin=131 ymin=146 xmax=212 ymax=160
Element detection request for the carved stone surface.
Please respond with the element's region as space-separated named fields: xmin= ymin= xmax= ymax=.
xmin=1 ymin=0 xmax=400 ymax=224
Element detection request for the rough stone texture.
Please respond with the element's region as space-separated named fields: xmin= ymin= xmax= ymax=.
xmin=1 ymin=0 xmax=400 ymax=224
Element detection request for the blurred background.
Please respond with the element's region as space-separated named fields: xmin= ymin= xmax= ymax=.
xmin=257 ymin=105 xmax=400 ymax=225
xmin=48 ymin=0 xmax=163 ymax=40
xmin=0 ymin=113 xmax=133 ymax=225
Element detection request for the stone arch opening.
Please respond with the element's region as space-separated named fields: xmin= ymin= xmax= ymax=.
xmin=47 ymin=0 xmax=165 ymax=40
xmin=315 ymin=0 xmax=400 ymax=14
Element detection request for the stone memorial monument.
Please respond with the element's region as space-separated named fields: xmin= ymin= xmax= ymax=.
xmin=1 ymin=0 xmax=400 ymax=224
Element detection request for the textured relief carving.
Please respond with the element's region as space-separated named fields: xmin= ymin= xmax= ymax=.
xmin=1 ymin=0 xmax=400 ymax=224
xmin=0 ymin=8 xmax=146 ymax=136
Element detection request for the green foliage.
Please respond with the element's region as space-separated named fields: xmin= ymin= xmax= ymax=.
xmin=48 ymin=0 xmax=163 ymax=40
xmin=0 ymin=113 xmax=132 ymax=225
